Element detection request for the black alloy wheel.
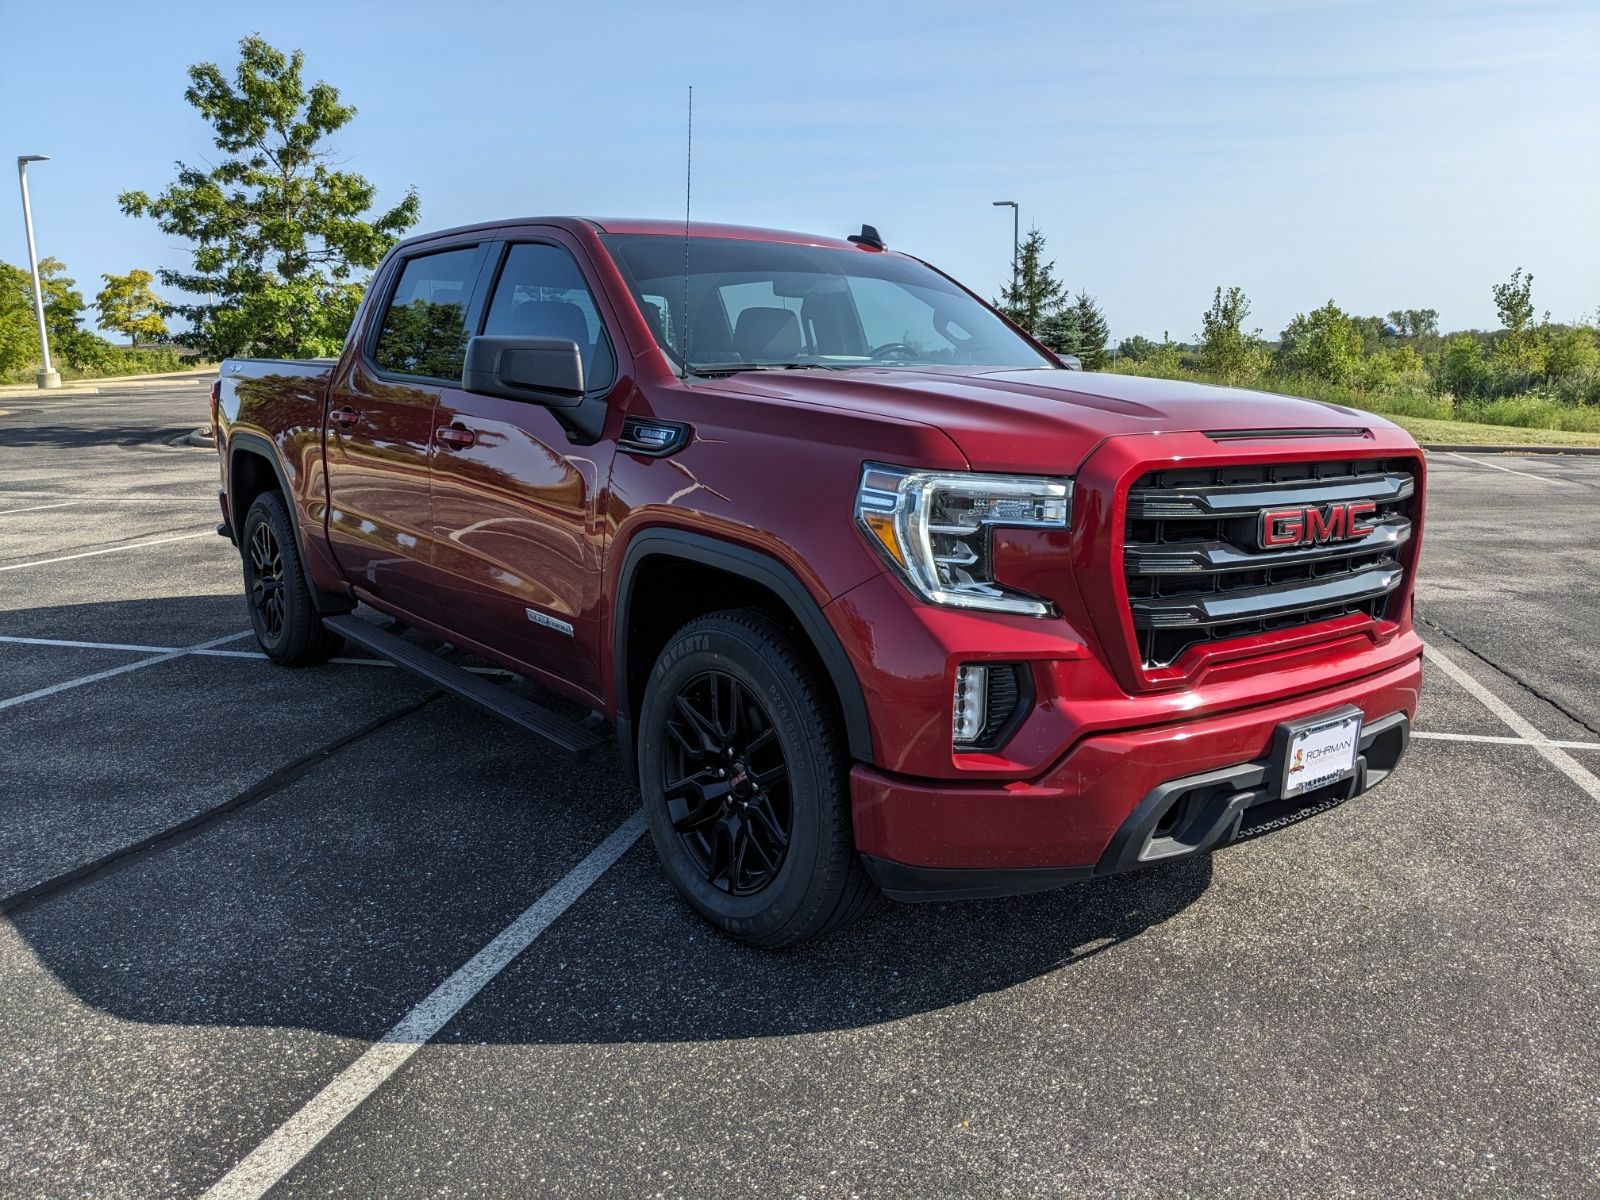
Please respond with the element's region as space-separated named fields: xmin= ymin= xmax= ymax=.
xmin=239 ymin=490 xmax=343 ymax=666
xmin=662 ymin=670 xmax=793 ymax=896
xmin=637 ymin=609 xmax=878 ymax=947
xmin=248 ymin=520 xmax=287 ymax=640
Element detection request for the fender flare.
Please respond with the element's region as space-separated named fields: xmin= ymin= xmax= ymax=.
xmin=612 ymin=529 xmax=877 ymax=774
xmin=226 ymin=432 xmax=297 ymax=539
xmin=227 ymin=432 xmax=352 ymax=615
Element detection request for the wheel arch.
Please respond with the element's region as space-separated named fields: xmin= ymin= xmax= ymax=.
xmin=227 ymin=432 xmax=352 ymax=616
xmin=226 ymin=433 xmax=296 ymax=540
xmin=612 ymin=529 xmax=877 ymax=782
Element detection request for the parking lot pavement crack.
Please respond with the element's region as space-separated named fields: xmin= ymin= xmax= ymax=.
xmin=1418 ymin=613 xmax=1600 ymax=739
xmin=0 ymin=692 xmax=442 ymax=919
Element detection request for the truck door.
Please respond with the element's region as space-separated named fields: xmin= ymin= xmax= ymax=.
xmin=428 ymin=237 xmax=619 ymax=700
xmin=323 ymin=242 xmax=487 ymax=617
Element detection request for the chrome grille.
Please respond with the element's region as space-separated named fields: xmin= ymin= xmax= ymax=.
xmin=1122 ymin=458 xmax=1415 ymax=669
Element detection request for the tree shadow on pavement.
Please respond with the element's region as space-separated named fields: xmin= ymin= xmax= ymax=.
xmin=0 ymin=422 xmax=200 ymax=450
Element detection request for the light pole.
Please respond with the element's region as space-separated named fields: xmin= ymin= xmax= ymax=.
xmin=992 ymin=200 xmax=1018 ymax=301
xmin=17 ymin=154 xmax=60 ymax=389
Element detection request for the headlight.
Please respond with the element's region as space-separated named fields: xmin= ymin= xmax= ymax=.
xmin=855 ymin=463 xmax=1072 ymax=616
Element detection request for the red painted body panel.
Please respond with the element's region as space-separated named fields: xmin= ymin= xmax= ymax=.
xmin=321 ymin=356 xmax=441 ymax=615
xmin=851 ymin=652 xmax=1423 ymax=871
xmin=216 ymin=216 xmax=1428 ymax=879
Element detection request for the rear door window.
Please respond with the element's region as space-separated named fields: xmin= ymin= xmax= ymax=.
xmin=371 ymin=245 xmax=484 ymax=381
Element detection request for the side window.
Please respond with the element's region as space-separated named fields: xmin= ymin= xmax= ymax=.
xmin=371 ymin=245 xmax=483 ymax=380
xmin=483 ymin=243 xmax=616 ymax=392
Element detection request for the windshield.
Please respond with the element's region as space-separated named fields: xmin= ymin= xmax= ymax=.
xmin=602 ymin=234 xmax=1056 ymax=374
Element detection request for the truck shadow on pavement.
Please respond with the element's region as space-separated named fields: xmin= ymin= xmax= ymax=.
xmin=8 ymin=821 xmax=1211 ymax=1047
xmin=1 ymin=593 xmax=1212 ymax=1044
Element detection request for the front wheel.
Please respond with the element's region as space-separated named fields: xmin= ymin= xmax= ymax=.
xmin=637 ymin=610 xmax=877 ymax=948
xmin=240 ymin=491 xmax=343 ymax=666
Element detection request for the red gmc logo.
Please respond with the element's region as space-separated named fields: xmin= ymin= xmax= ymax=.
xmin=1259 ymin=500 xmax=1378 ymax=548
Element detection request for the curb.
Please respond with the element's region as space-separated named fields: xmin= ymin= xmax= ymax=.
xmin=1420 ymin=443 xmax=1600 ymax=457
xmin=0 ymin=386 xmax=103 ymax=398
xmin=0 ymin=368 xmax=215 ymax=396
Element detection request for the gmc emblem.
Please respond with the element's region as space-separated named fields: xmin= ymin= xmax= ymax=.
xmin=1259 ymin=500 xmax=1378 ymax=549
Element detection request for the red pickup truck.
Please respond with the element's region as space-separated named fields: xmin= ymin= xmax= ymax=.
xmin=213 ymin=217 xmax=1424 ymax=947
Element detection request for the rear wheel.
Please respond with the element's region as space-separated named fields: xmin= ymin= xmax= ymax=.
xmin=638 ymin=610 xmax=877 ymax=948
xmin=240 ymin=491 xmax=343 ymax=666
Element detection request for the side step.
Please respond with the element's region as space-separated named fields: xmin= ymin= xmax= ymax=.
xmin=324 ymin=615 xmax=608 ymax=757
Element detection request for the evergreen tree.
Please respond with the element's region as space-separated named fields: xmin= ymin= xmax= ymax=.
xmin=995 ymin=227 xmax=1066 ymax=334
xmin=1067 ymin=291 xmax=1109 ymax=369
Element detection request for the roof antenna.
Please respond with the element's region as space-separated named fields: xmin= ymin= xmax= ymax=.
xmin=680 ymin=85 xmax=693 ymax=384
xmin=848 ymin=224 xmax=886 ymax=251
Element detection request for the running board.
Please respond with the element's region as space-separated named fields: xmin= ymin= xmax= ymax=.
xmin=324 ymin=615 xmax=607 ymax=757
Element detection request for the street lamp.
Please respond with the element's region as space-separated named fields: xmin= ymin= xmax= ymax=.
xmin=16 ymin=154 xmax=60 ymax=389
xmin=992 ymin=200 xmax=1019 ymax=299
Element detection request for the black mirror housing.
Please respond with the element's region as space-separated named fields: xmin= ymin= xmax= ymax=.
xmin=462 ymin=336 xmax=585 ymax=407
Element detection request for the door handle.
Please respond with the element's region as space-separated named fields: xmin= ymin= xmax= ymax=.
xmin=435 ymin=424 xmax=478 ymax=449
xmin=330 ymin=406 xmax=360 ymax=430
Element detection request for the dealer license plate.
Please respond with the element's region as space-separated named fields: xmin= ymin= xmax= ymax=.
xmin=1280 ymin=710 xmax=1363 ymax=798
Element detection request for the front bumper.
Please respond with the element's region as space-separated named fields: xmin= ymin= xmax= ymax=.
xmin=852 ymin=651 xmax=1421 ymax=902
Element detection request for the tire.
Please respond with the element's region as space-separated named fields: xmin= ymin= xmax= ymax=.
xmin=638 ymin=609 xmax=878 ymax=948
xmin=240 ymin=491 xmax=343 ymax=666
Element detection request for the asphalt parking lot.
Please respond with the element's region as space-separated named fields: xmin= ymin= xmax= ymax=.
xmin=2 ymin=381 xmax=1597 ymax=1199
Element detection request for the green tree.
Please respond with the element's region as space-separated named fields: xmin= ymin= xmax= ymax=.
xmin=1278 ymin=300 xmax=1363 ymax=384
xmin=1062 ymin=291 xmax=1109 ymax=369
xmin=119 ymin=35 xmax=419 ymax=359
xmin=34 ymin=257 xmax=86 ymax=348
xmin=0 ymin=261 xmax=39 ymax=375
xmin=1033 ymin=305 xmax=1082 ymax=357
xmin=1197 ymin=285 xmax=1268 ymax=383
xmin=95 ymin=269 xmax=168 ymax=346
xmin=1115 ymin=334 xmax=1158 ymax=362
xmin=1545 ymin=324 xmax=1600 ymax=378
xmin=1433 ymin=333 xmax=1489 ymax=398
xmin=1386 ymin=308 xmax=1439 ymax=340
xmin=1491 ymin=267 xmax=1546 ymax=373
xmin=0 ymin=258 xmax=124 ymax=374
xmin=1148 ymin=332 xmax=1186 ymax=375
xmin=995 ymin=227 xmax=1066 ymax=334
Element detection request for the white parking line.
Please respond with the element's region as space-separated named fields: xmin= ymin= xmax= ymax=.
xmin=1437 ymin=451 xmax=1575 ymax=485
xmin=0 ymin=500 xmax=80 ymax=516
xmin=1413 ymin=730 xmax=1600 ymax=752
xmin=0 ymin=635 xmax=179 ymax=653
xmin=0 ymin=631 xmax=254 ymax=712
xmin=202 ymin=812 xmax=646 ymax=1200
xmin=0 ymin=497 xmax=210 ymax=515
xmin=0 ymin=635 xmax=518 ymax=675
xmin=1421 ymin=641 xmax=1600 ymax=802
xmin=0 ymin=531 xmax=213 ymax=572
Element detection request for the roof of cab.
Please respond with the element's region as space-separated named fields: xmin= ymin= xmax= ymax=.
xmin=392 ymin=217 xmax=867 ymax=253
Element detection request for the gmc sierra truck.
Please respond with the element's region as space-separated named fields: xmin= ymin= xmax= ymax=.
xmin=213 ymin=217 xmax=1424 ymax=947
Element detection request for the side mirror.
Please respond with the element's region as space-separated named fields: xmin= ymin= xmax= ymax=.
xmin=462 ymin=336 xmax=585 ymax=407
xmin=1056 ymin=352 xmax=1083 ymax=371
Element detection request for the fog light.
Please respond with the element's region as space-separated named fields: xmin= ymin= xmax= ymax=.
xmin=953 ymin=664 xmax=989 ymax=746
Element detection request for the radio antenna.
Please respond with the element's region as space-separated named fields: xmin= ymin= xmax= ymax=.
xmin=680 ymin=84 xmax=693 ymax=384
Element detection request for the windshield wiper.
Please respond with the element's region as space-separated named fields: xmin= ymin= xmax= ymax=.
xmin=688 ymin=362 xmax=826 ymax=378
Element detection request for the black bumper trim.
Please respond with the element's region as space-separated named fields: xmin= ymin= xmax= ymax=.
xmin=861 ymin=856 xmax=1093 ymax=904
xmin=865 ymin=710 xmax=1411 ymax=903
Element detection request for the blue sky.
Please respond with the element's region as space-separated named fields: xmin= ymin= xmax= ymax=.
xmin=3 ymin=0 xmax=1596 ymax=343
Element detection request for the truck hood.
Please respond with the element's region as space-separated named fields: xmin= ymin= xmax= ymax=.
xmin=713 ymin=367 xmax=1394 ymax=474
